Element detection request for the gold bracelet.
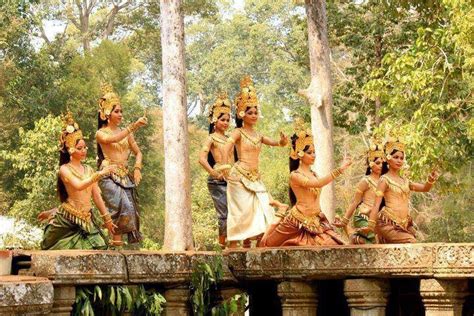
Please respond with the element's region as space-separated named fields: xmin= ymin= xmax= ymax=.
xmin=331 ymin=168 xmax=343 ymax=179
xmin=341 ymin=216 xmax=350 ymax=226
xmin=104 ymin=218 xmax=113 ymax=224
xmin=134 ymin=162 xmax=142 ymax=170
xmin=127 ymin=123 xmax=139 ymax=133
xmin=375 ymin=190 xmax=384 ymax=197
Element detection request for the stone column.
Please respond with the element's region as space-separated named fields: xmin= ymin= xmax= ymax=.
xmin=420 ymin=279 xmax=468 ymax=316
xmin=278 ymin=281 xmax=318 ymax=316
xmin=344 ymin=279 xmax=389 ymax=316
xmin=219 ymin=287 xmax=246 ymax=316
xmin=51 ymin=285 xmax=76 ymax=316
xmin=164 ymin=286 xmax=191 ymax=316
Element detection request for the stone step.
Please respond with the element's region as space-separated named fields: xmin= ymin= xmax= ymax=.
xmin=0 ymin=275 xmax=53 ymax=315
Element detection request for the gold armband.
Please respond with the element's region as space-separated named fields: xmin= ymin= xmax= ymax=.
xmin=134 ymin=162 xmax=142 ymax=170
xmin=367 ymin=219 xmax=376 ymax=230
xmin=356 ymin=188 xmax=364 ymax=194
xmin=201 ymin=145 xmax=210 ymax=152
xmin=226 ymin=136 xmax=236 ymax=144
xmin=375 ymin=190 xmax=384 ymax=197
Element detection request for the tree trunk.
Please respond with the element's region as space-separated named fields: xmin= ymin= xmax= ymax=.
xmin=299 ymin=0 xmax=336 ymax=220
xmin=160 ymin=0 xmax=193 ymax=250
xmin=374 ymin=34 xmax=383 ymax=125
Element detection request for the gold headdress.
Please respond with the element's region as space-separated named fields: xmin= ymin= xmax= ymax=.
xmin=290 ymin=118 xmax=313 ymax=160
xmin=59 ymin=112 xmax=83 ymax=154
xmin=235 ymin=75 xmax=258 ymax=118
xmin=209 ymin=91 xmax=232 ymax=123
xmin=367 ymin=138 xmax=385 ymax=164
xmin=384 ymin=135 xmax=406 ymax=160
xmin=98 ymin=83 xmax=121 ymax=121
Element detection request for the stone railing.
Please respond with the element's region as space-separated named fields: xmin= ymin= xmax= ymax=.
xmin=0 ymin=243 xmax=472 ymax=315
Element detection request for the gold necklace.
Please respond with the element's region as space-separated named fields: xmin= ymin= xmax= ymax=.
xmin=67 ymin=163 xmax=86 ymax=179
xmin=297 ymin=170 xmax=320 ymax=197
xmin=211 ymin=133 xmax=227 ymax=145
xmin=239 ymin=128 xmax=261 ymax=146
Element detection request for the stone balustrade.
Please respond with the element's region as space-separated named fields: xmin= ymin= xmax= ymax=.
xmin=0 ymin=243 xmax=471 ymax=315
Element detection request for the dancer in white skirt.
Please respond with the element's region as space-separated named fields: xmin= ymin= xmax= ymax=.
xmin=221 ymin=75 xmax=288 ymax=248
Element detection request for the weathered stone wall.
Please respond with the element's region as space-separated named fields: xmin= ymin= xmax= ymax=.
xmin=1 ymin=243 xmax=472 ymax=315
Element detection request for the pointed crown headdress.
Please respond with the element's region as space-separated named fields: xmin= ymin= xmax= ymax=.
xmin=98 ymin=83 xmax=121 ymax=120
xmin=235 ymin=75 xmax=258 ymax=118
xmin=290 ymin=118 xmax=313 ymax=160
xmin=209 ymin=91 xmax=232 ymax=123
xmin=367 ymin=137 xmax=385 ymax=164
xmin=384 ymin=134 xmax=406 ymax=160
xmin=59 ymin=111 xmax=83 ymax=154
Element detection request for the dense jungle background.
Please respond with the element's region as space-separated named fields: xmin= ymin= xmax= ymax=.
xmin=0 ymin=0 xmax=472 ymax=249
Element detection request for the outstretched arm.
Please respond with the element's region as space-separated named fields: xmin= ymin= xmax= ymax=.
xmin=290 ymin=157 xmax=352 ymax=189
xmin=262 ymin=132 xmax=288 ymax=147
xmin=96 ymin=117 xmax=147 ymax=145
xmin=59 ymin=165 xmax=114 ymax=191
xmin=409 ymin=170 xmax=439 ymax=192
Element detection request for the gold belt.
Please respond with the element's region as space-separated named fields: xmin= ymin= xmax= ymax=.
xmin=234 ymin=163 xmax=260 ymax=182
xmin=379 ymin=207 xmax=410 ymax=230
xmin=102 ymin=160 xmax=129 ymax=178
xmin=288 ymin=206 xmax=322 ymax=234
xmin=60 ymin=202 xmax=91 ymax=223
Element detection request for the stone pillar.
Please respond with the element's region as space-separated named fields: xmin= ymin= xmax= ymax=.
xmin=164 ymin=286 xmax=191 ymax=316
xmin=51 ymin=285 xmax=76 ymax=316
xmin=420 ymin=279 xmax=468 ymax=316
xmin=277 ymin=281 xmax=318 ymax=316
xmin=344 ymin=279 xmax=389 ymax=316
xmin=219 ymin=287 xmax=246 ymax=316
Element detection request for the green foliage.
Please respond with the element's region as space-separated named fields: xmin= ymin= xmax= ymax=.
xmin=0 ymin=115 xmax=62 ymax=221
xmin=364 ymin=0 xmax=473 ymax=178
xmin=190 ymin=255 xmax=247 ymax=316
xmin=74 ymin=285 xmax=165 ymax=316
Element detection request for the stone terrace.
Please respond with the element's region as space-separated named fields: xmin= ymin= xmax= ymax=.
xmin=1 ymin=243 xmax=473 ymax=315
